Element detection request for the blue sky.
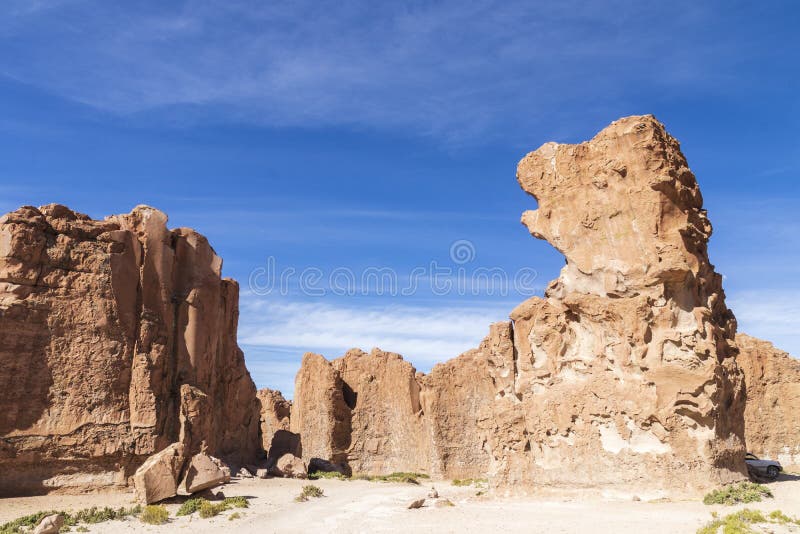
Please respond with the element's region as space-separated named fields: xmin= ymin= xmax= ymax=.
xmin=1 ymin=1 xmax=798 ymax=396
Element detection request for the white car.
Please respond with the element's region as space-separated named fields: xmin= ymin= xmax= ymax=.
xmin=745 ymin=452 xmax=782 ymax=480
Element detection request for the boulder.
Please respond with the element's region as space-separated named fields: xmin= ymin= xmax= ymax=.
xmin=182 ymin=452 xmax=231 ymax=494
xmin=273 ymin=453 xmax=307 ymax=479
xmin=237 ymin=467 xmax=254 ymax=478
xmin=133 ymin=443 xmax=186 ymax=504
xmin=33 ymin=514 xmax=63 ymax=534
xmin=407 ymin=498 xmax=425 ymax=509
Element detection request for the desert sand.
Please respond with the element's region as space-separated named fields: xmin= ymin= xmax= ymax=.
xmin=2 ymin=475 xmax=799 ymax=533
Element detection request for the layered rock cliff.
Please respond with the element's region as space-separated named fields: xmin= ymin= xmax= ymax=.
xmin=0 ymin=204 xmax=261 ymax=495
xmin=737 ymin=334 xmax=800 ymax=470
xmin=290 ymin=115 xmax=749 ymax=494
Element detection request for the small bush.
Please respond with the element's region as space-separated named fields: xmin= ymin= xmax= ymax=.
xmin=228 ymin=512 xmax=242 ymax=521
xmin=76 ymin=527 xmax=90 ymax=533
xmin=223 ymin=496 xmax=250 ymax=509
xmin=355 ymin=472 xmax=429 ymax=484
xmin=768 ymin=510 xmax=800 ymax=525
xmin=139 ymin=505 xmax=169 ymax=525
xmin=295 ymin=484 xmax=324 ymax=502
xmin=0 ymin=505 xmax=143 ymax=534
xmin=697 ymin=508 xmax=800 ymax=534
xmin=452 ymin=478 xmax=488 ymax=487
xmin=309 ymin=470 xmax=347 ymax=480
xmin=198 ymin=501 xmax=229 ymax=519
xmin=0 ymin=511 xmax=58 ymax=534
xmin=176 ymin=498 xmax=206 ymax=516
xmin=702 ymin=482 xmax=773 ymax=505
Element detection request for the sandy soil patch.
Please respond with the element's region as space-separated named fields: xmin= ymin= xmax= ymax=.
xmin=2 ymin=475 xmax=799 ymax=533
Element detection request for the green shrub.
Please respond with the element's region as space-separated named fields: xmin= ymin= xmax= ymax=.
xmin=198 ymin=501 xmax=229 ymax=518
xmin=697 ymin=508 xmax=800 ymax=534
xmin=0 ymin=511 xmax=58 ymax=534
xmin=295 ymin=484 xmax=324 ymax=502
xmin=176 ymin=498 xmax=207 ymax=516
xmin=309 ymin=470 xmax=347 ymax=480
xmin=76 ymin=527 xmax=89 ymax=533
xmin=222 ymin=496 xmax=250 ymax=509
xmin=452 ymin=478 xmax=488 ymax=487
xmin=353 ymin=472 xmax=429 ymax=484
xmin=0 ymin=505 xmax=143 ymax=534
xmin=139 ymin=505 xmax=169 ymax=525
xmin=228 ymin=512 xmax=242 ymax=521
xmin=702 ymin=482 xmax=773 ymax=505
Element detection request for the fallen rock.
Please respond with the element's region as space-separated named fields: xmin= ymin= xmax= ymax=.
xmin=0 ymin=205 xmax=262 ymax=496
xmin=427 ymin=486 xmax=438 ymax=499
xmin=182 ymin=452 xmax=231 ymax=494
xmin=133 ymin=443 xmax=186 ymax=504
xmin=737 ymin=334 xmax=800 ymax=470
xmin=255 ymin=468 xmax=269 ymax=479
xmin=237 ymin=467 xmax=254 ymax=478
xmin=33 ymin=514 xmax=64 ymax=534
xmin=273 ymin=453 xmax=307 ymax=479
xmin=407 ymin=498 xmax=425 ymax=509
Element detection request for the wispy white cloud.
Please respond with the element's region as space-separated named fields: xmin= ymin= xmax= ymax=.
xmin=0 ymin=0 xmax=746 ymax=143
xmin=728 ymin=290 xmax=800 ymax=357
xmin=238 ymin=296 xmax=512 ymax=396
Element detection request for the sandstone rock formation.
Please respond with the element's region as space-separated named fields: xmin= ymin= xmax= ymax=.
xmin=737 ymin=334 xmax=800 ymax=469
xmin=257 ymin=388 xmax=300 ymax=463
xmin=133 ymin=442 xmax=185 ymax=504
xmin=290 ymin=115 xmax=749 ymax=494
xmin=290 ymin=353 xmax=352 ymax=467
xmin=0 ymin=204 xmax=262 ymax=496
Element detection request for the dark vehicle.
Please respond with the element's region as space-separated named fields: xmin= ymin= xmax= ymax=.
xmin=745 ymin=452 xmax=783 ymax=480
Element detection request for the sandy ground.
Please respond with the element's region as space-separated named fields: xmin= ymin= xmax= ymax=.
xmin=2 ymin=474 xmax=799 ymax=533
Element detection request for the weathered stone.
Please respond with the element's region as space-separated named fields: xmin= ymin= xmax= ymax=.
xmin=289 ymin=116 xmax=749 ymax=495
xmin=133 ymin=442 xmax=185 ymax=504
xmin=737 ymin=334 xmax=800 ymax=470
xmin=290 ymin=353 xmax=351 ymax=466
xmin=332 ymin=348 xmax=430 ymax=475
xmin=258 ymin=388 xmax=300 ymax=462
xmin=181 ymin=452 xmax=231 ymax=494
xmin=33 ymin=514 xmax=64 ymax=534
xmin=0 ymin=205 xmax=262 ymax=496
xmin=407 ymin=498 xmax=425 ymax=509
xmin=273 ymin=453 xmax=307 ymax=479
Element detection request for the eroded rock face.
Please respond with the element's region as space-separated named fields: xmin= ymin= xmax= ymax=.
xmin=0 ymin=205 xmax=261 ymax=495
xmin=737 ymin=334 xmax=800 ymax=469
xmin=257 ymin=388 xmax=299 ymax=462
xmin=290 ymin=116 xmax=748 ymax=494
xmin=290 ymin=353 xmax=352 ymax=466
xmin=503 ymin=114 xmax=746 ymax=491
